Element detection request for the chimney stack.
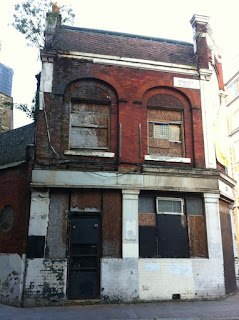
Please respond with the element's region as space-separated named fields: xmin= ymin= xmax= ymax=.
xmin=44 ymin=3 xmax=61 ymax=48
xmin=190 ymin=15 xmax=211 ymax=69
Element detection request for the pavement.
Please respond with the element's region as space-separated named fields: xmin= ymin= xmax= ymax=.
xmin=1 ymin=292 xmax=239 ymax=320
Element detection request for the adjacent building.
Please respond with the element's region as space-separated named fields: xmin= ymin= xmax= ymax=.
xmin=225 ymin=70 xmax=239 ymax=284
xmin=0 ymin=62 xmax=14 ymax=132
xmin=0 ymin=12 xmax=237 ymax=306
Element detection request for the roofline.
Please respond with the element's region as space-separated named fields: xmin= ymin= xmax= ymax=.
xmin=61 ymin=25 xmax=193 ymax=47
xmin=0 ymin=62 xmax=14 ymax=74
xmin=0 ymin=90 xmax=12 ymax=98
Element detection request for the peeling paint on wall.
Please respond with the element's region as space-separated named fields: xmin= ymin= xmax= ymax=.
xmin=0 ymin=254 xmax=24 ymax=306
xmin=24 ymin=258 xmax=67 ymax=306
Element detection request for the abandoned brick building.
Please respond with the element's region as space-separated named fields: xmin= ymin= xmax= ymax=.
xmin=0 ymin=12 xmax=238 ymax=306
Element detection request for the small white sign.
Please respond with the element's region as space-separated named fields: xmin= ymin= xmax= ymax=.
xmin=174 ymin=77 xmax=200 ymax=90
xmin=125 ymin=220 xmax=136 ymax=241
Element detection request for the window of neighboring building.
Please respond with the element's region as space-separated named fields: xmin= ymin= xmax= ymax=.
xmin=228 ymin=77 xmax=239 ymax=102
xmin=148 ymin=108 xmax=184 ymax=157
xmin=231 ymin=109 xmax=239 ymax=133
xmin=69 ymin=102 xmax=110 ymax=150
xmin=139 ymin=194 xmax=208 ymax=259
xmin=234 ymin=140 xmax=239 ymax=163
xmin=0 ymin=205 xmax=15 ymax=233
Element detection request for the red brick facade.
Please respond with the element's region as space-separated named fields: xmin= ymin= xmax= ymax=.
xmin=35 ymin=60 xmax=205 ymax=169
xmin=0 ymin=163 xmax=32 ymax=254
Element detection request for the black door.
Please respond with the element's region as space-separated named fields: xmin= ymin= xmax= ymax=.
xmin=68 ymin=216 xmax=100 ymax=299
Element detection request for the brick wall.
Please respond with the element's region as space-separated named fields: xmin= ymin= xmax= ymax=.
xmin=0 ymin=164 xmax=32 ymax=254
xmin=35 ymin=58 xmax=205 ymax=168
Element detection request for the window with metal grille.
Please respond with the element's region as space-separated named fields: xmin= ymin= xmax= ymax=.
xmin=147 ymin=108 xmax=184 ymax=157
xmin=153 ymin=123 xmax=181 ymax=142
xmin=156 ymin=197 xmax=183 ymax=215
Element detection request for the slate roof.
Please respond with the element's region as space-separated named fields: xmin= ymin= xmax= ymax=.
xmin=0 ymin=123 xmax=35 ymax=166
xmin=52 ymin=26 xmax=196 ymax=66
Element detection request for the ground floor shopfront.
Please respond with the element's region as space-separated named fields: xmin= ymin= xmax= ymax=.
xmin=0 ymin=169 xmax=237 ymax=306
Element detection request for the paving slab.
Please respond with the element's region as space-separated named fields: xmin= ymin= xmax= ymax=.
xmin=0 ymin=292 xmax=239 ymax=320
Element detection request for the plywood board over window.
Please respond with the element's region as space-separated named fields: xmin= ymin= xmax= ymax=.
xmin=138 ymin=194 xmax=208 ymax=259
xmin=69 ymin=103 xmax=110 ymax=150
xmin=148 ymin=108 xmax=184 ymax=157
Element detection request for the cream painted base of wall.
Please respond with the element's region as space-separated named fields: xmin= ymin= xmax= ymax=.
xmin=17 ymin=255 xmax=225 ymax=306
xmin=138 ymin=259 xmax=195 ymax=300
xmin=101 ymin=258 xmax=225 ymax=301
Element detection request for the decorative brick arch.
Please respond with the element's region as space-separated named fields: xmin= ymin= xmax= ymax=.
xmin=142 ymin=86 xmax=193 ymax=108
xmin=55 ymin=73 xmax=121 ymax=100
xmin=64 ymin=77 xmax=118 ymax=103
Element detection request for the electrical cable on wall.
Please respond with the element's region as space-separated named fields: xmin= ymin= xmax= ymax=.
xmin=41 ymin=91 xmax=59 ymax=158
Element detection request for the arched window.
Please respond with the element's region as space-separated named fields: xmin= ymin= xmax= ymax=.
xmin=147 ymin=94 xmax=185 ymax=158
xmin=64 ymin=79 xmax=117 ymax=155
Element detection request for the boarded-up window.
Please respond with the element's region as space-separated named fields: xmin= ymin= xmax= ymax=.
xmin=139 ymin=197 xmax=155 ymax=213
xmin=157 ymin=215 xmax=189 ymax=258
xmin=69 ymin=103 xmax=110 ymax=150
xmin=139 ymin=226 xmax=157 ymax=258
xmin=185 ymin=198 xmax=203 ymax=215
xmin=188 ymin=216 xmax=208 ymax=258
xmin=102 ymin=190 xmax=122 ymax=258
xmin=148 ymin=108 xmax=183 ymax=157
xmin=139 ymin=194 xmax=208 ymax=259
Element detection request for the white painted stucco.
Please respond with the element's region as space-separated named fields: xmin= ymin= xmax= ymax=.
xmin=0 ymin=254 xmax=25 ymax=306
xmin=218 ymin=179 xmax=234 ymax=201
xmin=200 ymin=66 xmax=220 ymax=169
xmin=101 ymin=258 xmax=139 ymax=301
xmin=31 ymin=169 xmax=219 ymax=193
xmin=144 ymin=155 xmax=191 ymax=163
xmin=204 ymin=194 xmax=223 ymax=258
xmin=40 ymin=62 xmax=53 ymax=93
xmin=138 ymin=259 xmax=195 ymax=300
xmin=39 ymin=62 xmax=53 ymax=111
xmin=28 ymin=190 xmax=50 ymax=236
xmin=122 ymin=190 xmax=139 ymax=258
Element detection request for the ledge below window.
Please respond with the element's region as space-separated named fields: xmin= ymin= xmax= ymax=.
xmin=144 ymin=155 xmax=191 ymax=163
xmin=64 ymin=150 xmax=115 ymax=158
